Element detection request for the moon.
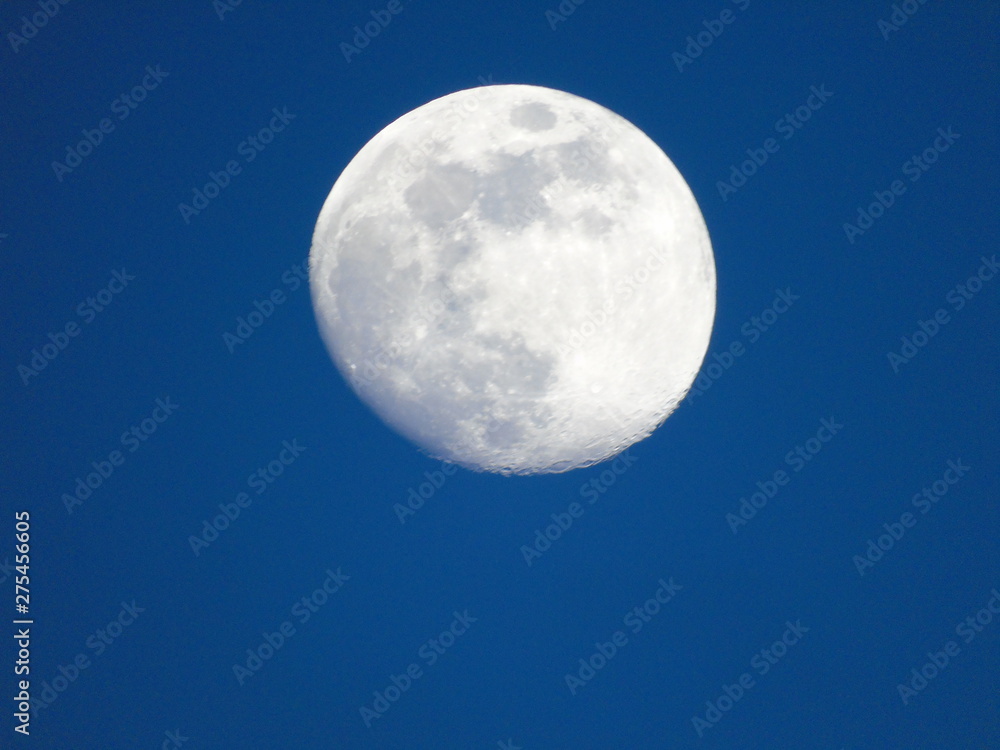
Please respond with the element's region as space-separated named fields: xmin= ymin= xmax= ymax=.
xmin=310 ymin=84 xmax=715 ymax=475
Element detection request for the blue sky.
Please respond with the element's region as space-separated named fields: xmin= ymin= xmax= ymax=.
xmin=2 ymin=1 xmax=997 ymax=748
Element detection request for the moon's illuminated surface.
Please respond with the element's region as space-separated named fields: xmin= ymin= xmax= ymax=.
xmin=310 ymin=84 xmax=715 ymax=475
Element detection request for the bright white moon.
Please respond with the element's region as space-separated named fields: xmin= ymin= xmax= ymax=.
xmin=310 ymin=84 xmax=715 ymax=475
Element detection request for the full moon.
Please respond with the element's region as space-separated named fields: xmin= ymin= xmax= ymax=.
xmin=310 ymin=84 xmax=715 ymax=475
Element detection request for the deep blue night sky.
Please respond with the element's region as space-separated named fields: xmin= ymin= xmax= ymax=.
xmin=2 ymin=1 xmax=998 ymax=748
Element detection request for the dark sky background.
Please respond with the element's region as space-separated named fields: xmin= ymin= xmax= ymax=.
xmin=2 ymin=1 xmax=998 ymax=748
